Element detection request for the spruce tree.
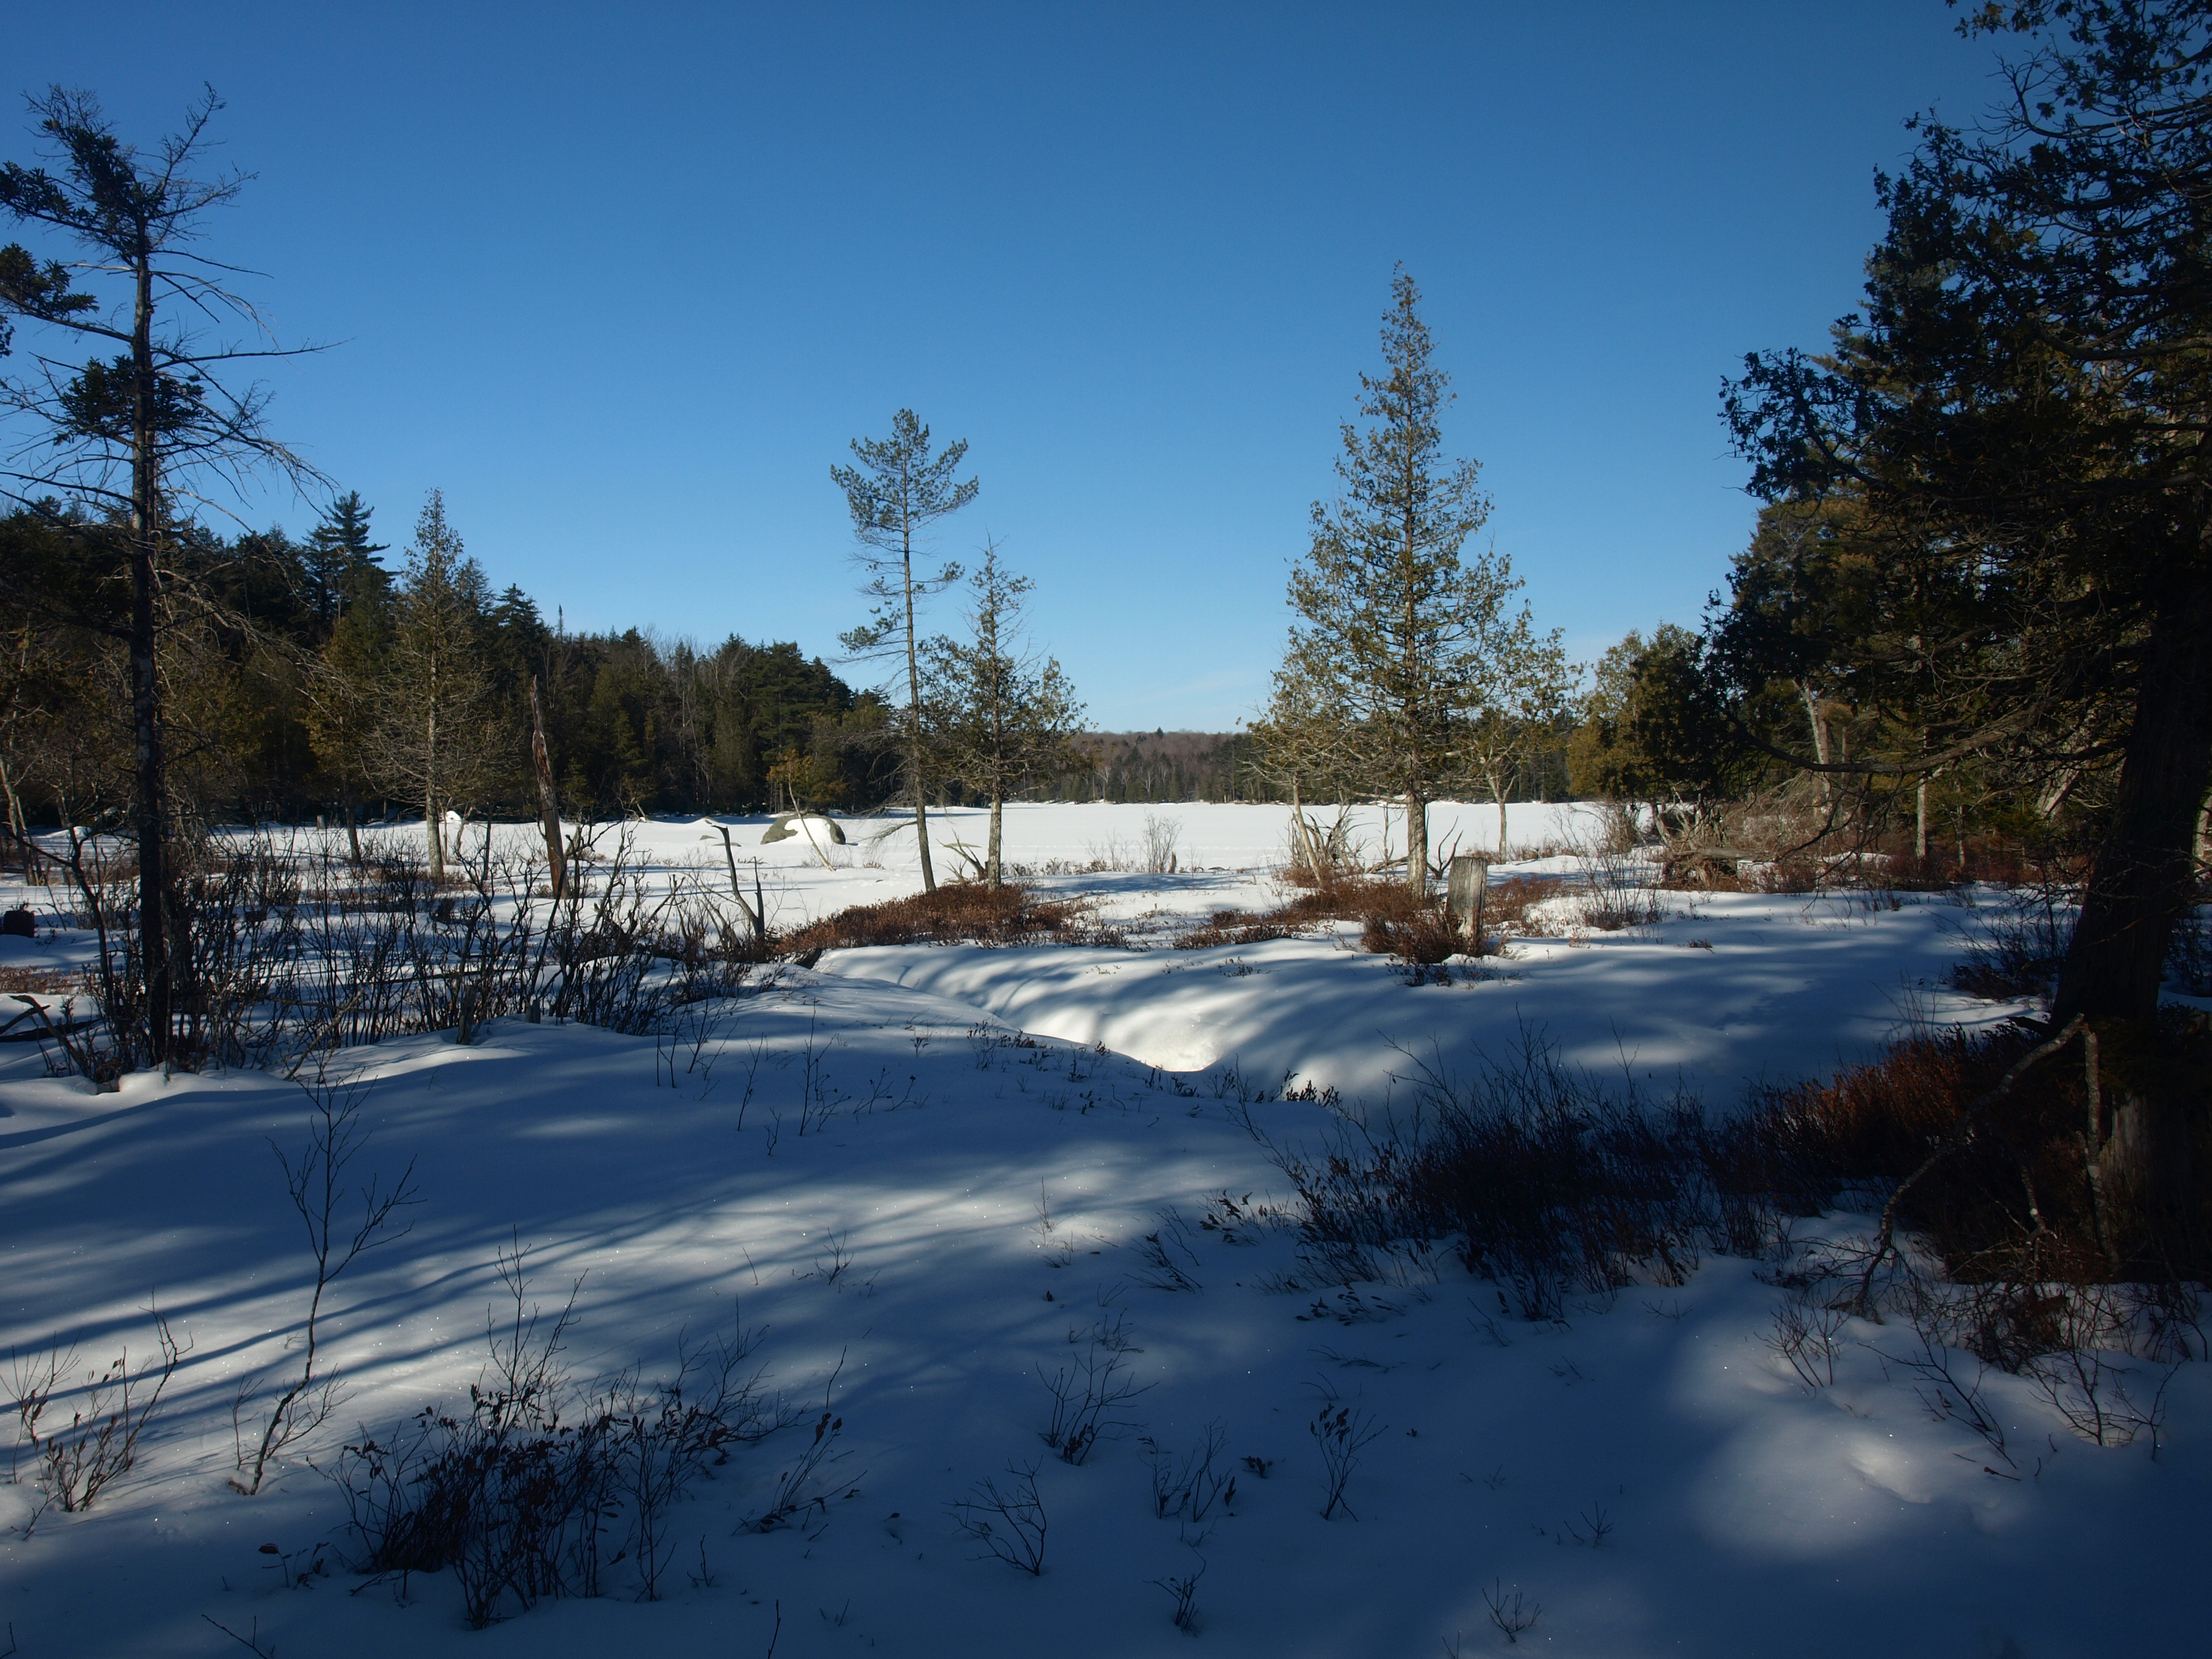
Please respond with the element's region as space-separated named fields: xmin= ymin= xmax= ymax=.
xmin=1281 ymin=268 xmax=1532 ymax=889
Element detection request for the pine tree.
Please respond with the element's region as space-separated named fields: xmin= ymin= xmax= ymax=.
xmin=922 ymin=543 xmax=1083 ymax=886
xmin=303 ymin=491 xmax=389 ymax=626
xmin=1724 ymin=0 xmax=2212 ymax=1024
xmin=1 ymin=89 xmax=318 ymax=1060
xmin=362 ymin=492 xmax=497 ymax=879
xmin=1281 ymin=268 xmax=1533 ymax=889
xmin=834 ymin=410 xmax=977 ymax=893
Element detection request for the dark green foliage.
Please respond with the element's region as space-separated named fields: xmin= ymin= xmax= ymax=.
xmin=303 ymin=492 xmax=389 ymax=625
xmin=1567 ymin=626 xmax=1754 ymax=814
xmin=2 ymin=501 xmax=890 ymax=826
xmin=1721 ymin=0 xmax=2212 ymax=1019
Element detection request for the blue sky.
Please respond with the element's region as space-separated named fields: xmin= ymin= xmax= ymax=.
xmin=8 ymin=2 xmax=1996 ymax=729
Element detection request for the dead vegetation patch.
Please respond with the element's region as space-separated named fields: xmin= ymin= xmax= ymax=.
xmin=779 ymin=882 xmax=1121 ymax=959
xmin=1175 ymin=871 xmax=1550 ymax=965
xmin=1273 ymin=1016 xmax=2210 ymax=1327
xmin=0 ymin=966 xmax=86 ymax=996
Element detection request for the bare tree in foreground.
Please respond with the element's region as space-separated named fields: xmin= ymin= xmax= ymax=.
xmin=2 ymin=85 xmax=321 ymax=1060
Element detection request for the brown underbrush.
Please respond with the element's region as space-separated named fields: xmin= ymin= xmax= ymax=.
xmin=1748 ymin=1017 xmax=2212 ymax=1285
xmin=0 ymin=965 xmax=86 ymax=996
xmin=1270 ymin=1018 xmax=2210 ymax=1332
xmin=1173 ymin=870 xmax=1549 ymax=964
xmin=777 ymin=882 xmax=1119 ymax=959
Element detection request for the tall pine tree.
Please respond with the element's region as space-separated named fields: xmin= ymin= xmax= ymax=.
xmin=1279 ymin=268 xmax=1523 ymax=890
xmin=834 ymin=410 xmax=976 ymax=892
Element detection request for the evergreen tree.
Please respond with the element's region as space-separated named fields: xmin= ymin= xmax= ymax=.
xmin=1724 ymin=0 xmax=2212 ymax=1022
xmin=362 ymin=492 xmax=497 ymax=877
xmin=1 ymin=89 xmax=318 ymax=1060
xmin=1280 ymin=267 xmax=1530 ymax=889
xmin=834 ymin=409 xmax=977 ymax=892
xmin=303 ymin=492 xmax=389 ymax=626
xmin=922 ymin=543 xmax=1084 ymax=886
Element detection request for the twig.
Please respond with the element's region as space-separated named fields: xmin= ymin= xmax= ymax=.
xmin=201 ymin=1614 xmax=276 ymax=1657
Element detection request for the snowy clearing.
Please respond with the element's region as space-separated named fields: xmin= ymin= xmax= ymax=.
xmin=0 ymin=803 xmax=2200 ymax=1657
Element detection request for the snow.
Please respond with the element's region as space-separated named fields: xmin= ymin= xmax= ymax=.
xmin=0 ymin=802 xmax=2200 ymax=1656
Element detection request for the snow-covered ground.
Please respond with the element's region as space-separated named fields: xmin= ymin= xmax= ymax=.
xmin=0 ymin=803 xmax=2200 ymax=1655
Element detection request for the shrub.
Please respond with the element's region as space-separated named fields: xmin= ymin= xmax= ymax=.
xmin=1176 ymin=872 xmax=1549 ymax=962
xmin=330 ymin=1246 xmax=800 ymax=1621
xmin=776 ymin=882 xmax=1115 ymax=959
xmin=1265 ymin=1017 xmax=2212 ymax=1329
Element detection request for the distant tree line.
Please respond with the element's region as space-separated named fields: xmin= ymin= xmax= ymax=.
xmin=1 ymin=495 xmax=899 ymax=844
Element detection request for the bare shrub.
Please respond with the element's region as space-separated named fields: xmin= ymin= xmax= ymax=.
xmin=5 ymin=1338 xmax=77 ymax=1483
xmin=777 ymin=881 xmax=1117 ymax=959
xmin=1151 ymin=1546 xmax=1206 ymax=1632
xmin=1038 ymin=1330 xmax=1151 ymax=1464
xmin=45 ymin=828 xmax=759 ymax=1078
xmin=1767 ymin=1285 xmax=1850 ymax=1389
xmin=1948 ymin=884 xmax=2074 ymax=1001
xmin=234 ymin=1072 xmax=419 ymax=1495
xmin=328 ymin=1241 xmax=794 ymax=1621
xmin=1142 ymin=1420 xmax=1232 ymax=1521
xmin=1483 ymin=1579 xmax=1541 ymax=1644
xmin=1268 ymin=1031 xmax=1721 ymax=1321
xmin=1309 ymin=1403 xmax=1385 ymax=1519
xmin=744 ymin=1408 xmax=850 ymax=1531
xmin=1133 ymin=1210 xmax=1205 ymax=1293
xmin=950 ymin=1460 xmax=1047 ymax=1574
xmin=1142 ymin=814 xmax=1184 ymax=874
xmin=25 ymin=1309 xmax=184 ymax=1526
xmin=1572 ymin=834 xmax=1661 ymax=930
xmin=1174 ymin=866 xmax=1546 ymax=964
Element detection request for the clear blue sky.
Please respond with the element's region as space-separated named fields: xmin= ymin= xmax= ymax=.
xmin=8 ymin=2 xmax=1997 ymax=729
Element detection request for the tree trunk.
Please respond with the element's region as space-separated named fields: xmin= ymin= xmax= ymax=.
xmin=1915 ymin=776 xmax=1928 ymax=864
xmin=1405 ymin=789 xmax=1427 ymax=892
xmin=1488 ymin=768 xmax=1509 ymax=855
xmin=529 ymin=679 xmax=566 ymax=902
xmin=424 ymin=686 xmax=444 ymax=882
xmin=129 ymin=233 xmax=172 ymax=1064
xmin=2053 ymin=572 xmax=2212 ymax=1023
xmin=1289 ymin=776 xmax=1322 ymax=875
xmin=1796 ymin=681 xmax=1831 ymax=814
xmin=0 ymin=751 xmax=26 ymax=875
xmin=987 ymin=791 xmax=1004 ymax=890
xmin=2051 ymin=569 xmax=2210 ymax=1282
xmin=341 ymin=782 xmax=362 ymax=865
xmin=902 ymin=538 xmax=937 ymax=894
